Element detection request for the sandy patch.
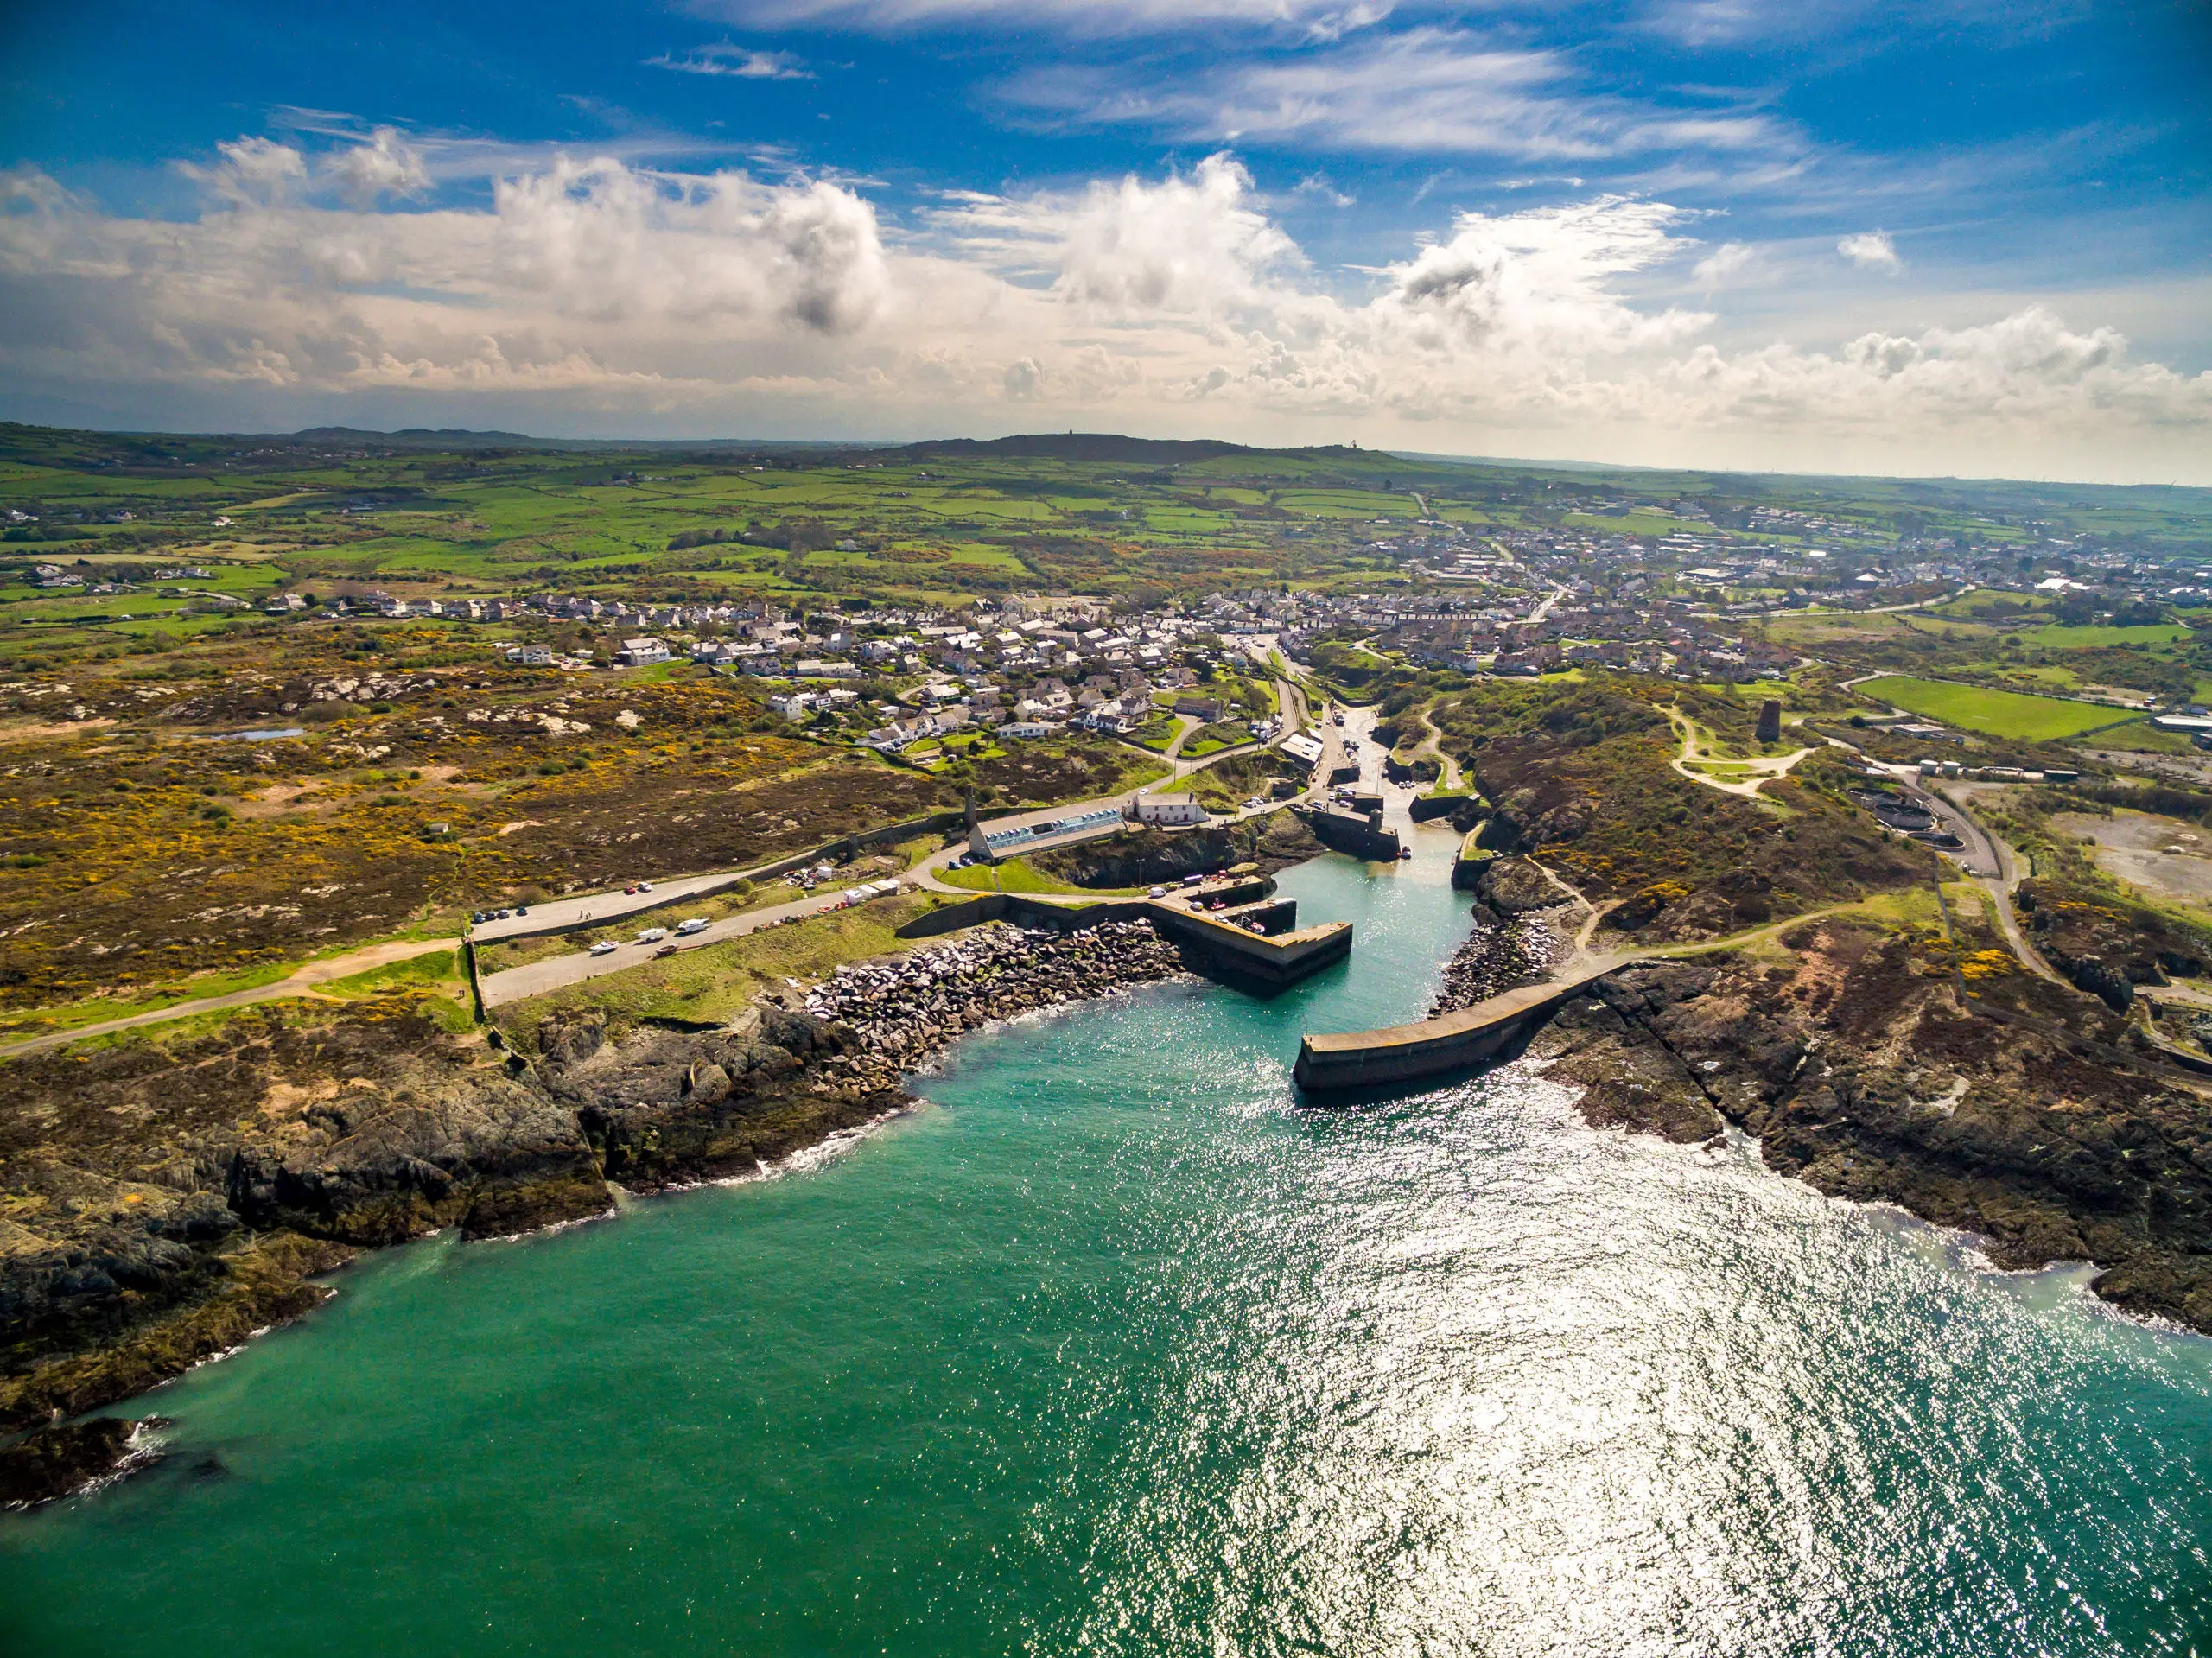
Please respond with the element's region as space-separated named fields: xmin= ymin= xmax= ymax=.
xmin=0 ymin=718 xmax=116 ymax=744
xmin=2050 ymin=810 xmax=2212 ymax=905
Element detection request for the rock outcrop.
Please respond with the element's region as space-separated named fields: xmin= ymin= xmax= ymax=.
xmin=1525 ymin=918 xmax=2212 ymax=1333
xmin=0 ymin=1416 xmax=151 ymax=1509
xmin=1428 ymin=861 xmax=1570 ymax=1018
xmin=2018 ymin=878 xmax=2212 ymax=1011
xmin=1031 ymin=816 xmax=1320 ymax=889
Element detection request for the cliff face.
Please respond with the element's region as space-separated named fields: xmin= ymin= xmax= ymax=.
xmin=0 ymin=992 xmax=870 ymax=1435
xmin=0 ymin=915 xmax=1192 ymax=1485
xmin=1529 ymin=918 xmax=2212 ymax=1333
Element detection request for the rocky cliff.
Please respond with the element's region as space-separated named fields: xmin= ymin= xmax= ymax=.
xmin=0 ymin=916 xmax=1192 ymax=1490
xmin=1527 ymin=914 xmax=2212 ymax=1332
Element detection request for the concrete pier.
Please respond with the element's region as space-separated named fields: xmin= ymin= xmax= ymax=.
xmin=1292 ymin=964 xmax=1622 ymax=1094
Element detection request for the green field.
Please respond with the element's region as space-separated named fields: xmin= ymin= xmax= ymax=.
xmin=1856 ymin=676 xmax=2134 ymax=740
xmin=2018 ymin=622 xmax=2196 ymax=648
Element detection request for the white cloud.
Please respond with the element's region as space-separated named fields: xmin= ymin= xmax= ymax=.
xmin=324 ymin=128 xmax=432 ymax=207
xmin=1838 ymin=229 xmax=1902 ymax=270
xmin=1377 ymin=196 xmax=1709 ymax=358
xmin=176 ymin=137 xmax=309 ymax=206
xmin=1291 ymin=173 xmax=1357 ymax=207
xmin=1002 ymin=27 xmax=1787 ymax=160
xmin=649 ymin=43 xmax=813 ymax=79
xmin=938 ymin=154 xmax=1301 ymax=316
xmin=0 ymin=146 xmax=2205 ymax=481
xmin=1691 ymin=240 xmax=1757 ymax=286
xmin=697 ymin=0 xmax=1397 ymax=35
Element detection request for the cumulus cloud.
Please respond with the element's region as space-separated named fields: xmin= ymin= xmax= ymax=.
xmin=1838 ymin=229 xmax=1902 ymax=270
xmin=0 ymin=141 xmax=2205 ymax=479
xmin=649 ymin=43 xmax=813 ymax=79
xmin=177 ymin=137 xmax=309 ymax=206
xmin=1379 ymin=196 xmax=1708 ymax=356
xmin=325 ymin=128 xmax=432 ymax=207
xmin=940 ymin=154 xmax=1300 ymax=317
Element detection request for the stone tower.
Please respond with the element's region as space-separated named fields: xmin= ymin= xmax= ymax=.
xmin=1756 ymin=699 xmax=1783 ymax=745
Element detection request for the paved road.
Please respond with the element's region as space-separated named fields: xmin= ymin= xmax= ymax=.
xmin=478 ymin=883 xmax=881 ymax=1007
xmin=1920 ymin=779 xmax=2073 ymax=986
xmin=0 ymin=937 xmax=460 ymax=1060
xmin=1528 ymin=582 xmax=1568 ymax=624
xmin=469 ymin=859 xmax=801 ymax=945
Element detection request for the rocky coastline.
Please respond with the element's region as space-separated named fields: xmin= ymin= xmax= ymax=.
xmin=1522 ymin=913 xmax=2212 ymax=1334
xmin=0 ymin=915 xmax=1192 ymax=1506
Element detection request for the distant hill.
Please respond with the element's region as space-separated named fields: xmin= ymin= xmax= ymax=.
xmin=288 ymin=426 xmax=547 ymax=449
xmin=878 ymin=434 xmax=1262 ymax=466
xmin=276 ymin=427 xmax=874 ymax=454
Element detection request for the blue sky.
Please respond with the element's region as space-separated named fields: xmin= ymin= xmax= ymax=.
xmin=2 ymin=1 xmax=2208 ymax=479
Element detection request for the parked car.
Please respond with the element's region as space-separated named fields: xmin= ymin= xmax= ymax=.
xmin=676 ymin=918 xmax=709 ymax=936
xmin=637 ymin=926 xmax=668 ymax=943
xmin=1148 ymin=886 xmax=1167 ymax=899
xmin=589 ymin=940 xmax=619 ymax=956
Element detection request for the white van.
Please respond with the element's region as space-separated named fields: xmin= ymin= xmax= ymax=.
xmin=637 ymin=926 xmax=668 ymax=944
xmin=676 ymin=918 xmax=709 ymax=936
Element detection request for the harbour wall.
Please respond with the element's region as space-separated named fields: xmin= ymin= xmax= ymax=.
xmin=1293 ymin=964 xmax=1622 ymax=1094
xmin=1300 ymin=806 xmax=1401 ymax=861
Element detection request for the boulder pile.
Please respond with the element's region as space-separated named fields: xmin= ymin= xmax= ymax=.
xmin=805 ymin=918 xmax=1187 ymax=1085
xmin=1427 ymin=908 xmax=1562 ymax=1017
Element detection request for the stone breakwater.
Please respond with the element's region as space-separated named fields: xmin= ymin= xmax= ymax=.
xmin=1427 ymin=909 xmax=1563 ymax=1018
xmin=804 ymin=918 xmax=1190 ymax=1090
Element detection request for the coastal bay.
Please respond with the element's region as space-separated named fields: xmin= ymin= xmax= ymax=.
xmin=3 ymin=844 xmax=2210 ymax=1655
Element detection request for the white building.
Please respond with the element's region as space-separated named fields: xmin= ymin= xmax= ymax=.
xmin=1134 ymin=794 xmax=1209 ymax=827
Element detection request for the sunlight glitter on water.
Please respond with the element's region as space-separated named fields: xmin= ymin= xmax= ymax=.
xmin=3 ymin=851 xmax=2210 ymax=1657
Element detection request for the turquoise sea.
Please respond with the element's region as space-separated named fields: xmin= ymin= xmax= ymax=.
xmin=4 ymin=838 xmax=2211 ymax=1655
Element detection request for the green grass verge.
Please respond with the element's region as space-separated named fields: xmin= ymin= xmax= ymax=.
xmin=938 ymin=856 xmax=1147 ymax=897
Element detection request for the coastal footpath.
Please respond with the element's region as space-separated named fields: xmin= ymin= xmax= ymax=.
xmin=0 ymin=918 xmax=1191 ymax=1506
